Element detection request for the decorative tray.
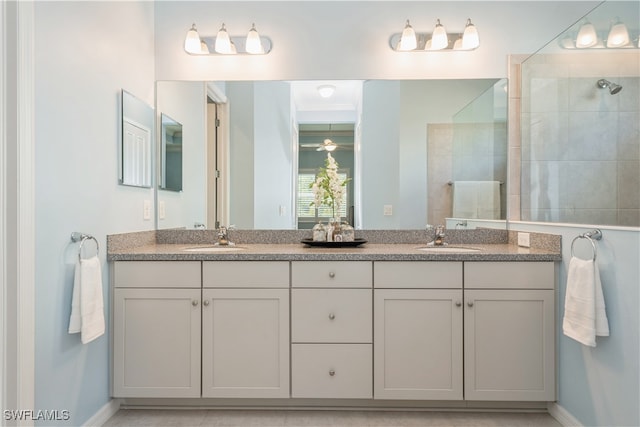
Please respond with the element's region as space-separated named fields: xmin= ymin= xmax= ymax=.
xmin=301 ymin=238 xmax=367 ymax=248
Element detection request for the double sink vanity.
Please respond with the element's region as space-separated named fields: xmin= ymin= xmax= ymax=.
xmin=108 ymin=228 xmax=561 ymax=409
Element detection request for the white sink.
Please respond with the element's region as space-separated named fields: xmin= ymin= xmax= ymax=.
xmin=182 ymin=245 xmax=245 ymax=252
xmin=416 ymin=246 xmax=481 ymax=253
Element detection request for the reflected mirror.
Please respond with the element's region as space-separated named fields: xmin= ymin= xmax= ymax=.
xmin=120 ymin=90 xmax=153 ymax=188
xmin=156 ymin=79 xmax=508 ymax=230
xmin=160 ymin=113 xmax=183 ymax=192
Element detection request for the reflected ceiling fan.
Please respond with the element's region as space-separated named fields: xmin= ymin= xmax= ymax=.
xmin=300 ymin=124 xmax=342 ymax=152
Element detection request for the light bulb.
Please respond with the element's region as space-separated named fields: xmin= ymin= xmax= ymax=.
xmin=576 ymin=21 xmax=598 ymax=48
xmin=399 ymin=20 xmax=417 ymax=51
xmin=429 ymin=19 xmax=448 ymax=50
xmin=246 ymin=23 xmax=264 ymax=54
xmin=215 ymin=23 xmax=233 ymax=54
xmin=184 ymin=24 xmax=202 ymax=54
xmin=607 ymin=21 xmax=630 ymax=48
xmin=461 ymin=18 xmax=479 ymax=50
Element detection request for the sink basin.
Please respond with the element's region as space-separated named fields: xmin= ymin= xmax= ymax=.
xmin=416 ymin=246 xmax=481 ymax=253
xmin=182 ymin=245 xmax=245 ymax=252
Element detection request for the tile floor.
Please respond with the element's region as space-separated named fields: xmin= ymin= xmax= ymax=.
xmin=103 ymin=409 xmax=564 ymax=427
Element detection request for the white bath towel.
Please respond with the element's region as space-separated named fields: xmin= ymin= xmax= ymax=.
xmin=562 ymin=256 xmax=609 ymax=347
xmin=68 ymin=256 xmax=105 ymax=344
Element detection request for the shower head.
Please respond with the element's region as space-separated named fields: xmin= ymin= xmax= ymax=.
xmin=597 ymin=79 xmax=622 ymax=95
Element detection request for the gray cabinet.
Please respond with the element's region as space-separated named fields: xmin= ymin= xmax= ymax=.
xmin=202 ymin=261 xmax=290 ymax=398
xmin=112 ymin=261 xmax=202 ymax=398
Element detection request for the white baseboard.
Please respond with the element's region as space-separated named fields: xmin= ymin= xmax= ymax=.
xmin=83 ymin=399 xmax=121 ymax=427
xmin=547 ymin=402 xmax=583 ymax=427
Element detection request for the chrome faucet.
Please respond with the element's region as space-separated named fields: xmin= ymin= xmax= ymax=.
xmin=215 ymin=225 xmax=235 ymax=246
xmin=426 ymin=224 xmax=446 ymax=246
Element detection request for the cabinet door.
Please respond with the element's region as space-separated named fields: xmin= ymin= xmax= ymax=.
xmin=374 ymin=289 xmax=463 ymax=400
xmin=113 ymin=288 xmax=201 ymax=398
xmin=464 ymin=289 xmax=555 ymax=401
xmin=202 ymin=289 xmax=290 ymax=398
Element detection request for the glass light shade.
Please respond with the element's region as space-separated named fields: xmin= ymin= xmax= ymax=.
xmin=317 ymin=85 xmax=336 ymax=98
xmin=246 ymin=23 xmax=264 ymax=54
xmin=399 ymin=20 xmax=417 ymax=51
xmin=324 ymin=139 xmax=337 ymax=152
xmin=429 ymin=19 xmax=448 ymax=50
xmin=215 ymin=24 xmax=233 ymax=54
xmin=200 ymin=40 xmax=210 ymax=54
xmin=184 ymin=24 xmax=202 ymax=54
xmin=607 ymin=21 xmax=630 ymax=48
xmin=453 ymin=37 xmax=463 ymax=50
xmin=576 ymin=22 xmax=598 ymax=48
xmin=461 ymin=19 xmax=479 ymax=50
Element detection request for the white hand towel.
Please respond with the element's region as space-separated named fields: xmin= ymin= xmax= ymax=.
xmin=562 ymin=256 xmax=609 ymax=347
xmin=452 ymin=181 xmax=479 ymax=218
xmin=68 ymin=255 xmax=105 ymax=344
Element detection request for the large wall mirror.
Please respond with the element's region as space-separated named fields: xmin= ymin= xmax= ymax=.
xmin=120 ymin=90 xmax=153 ymax=188
xmin=155 ymin=79 xmax=508 ymax=230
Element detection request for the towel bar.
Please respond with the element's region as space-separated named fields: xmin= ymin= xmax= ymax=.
xmin=570 ymin=229 xmax=602 ymax=261
xmin=71 ymin=232 xmax=99 ymax=260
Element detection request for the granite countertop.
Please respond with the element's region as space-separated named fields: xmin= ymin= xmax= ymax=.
xmin=107 ymin=242 xmax=561 ymax=262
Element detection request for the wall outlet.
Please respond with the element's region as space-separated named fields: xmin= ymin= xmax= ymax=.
xmin=279 ymin=205 xmax=286 ymax=216
xmin=384 ymin=205 xmax=393 ymax=216
xmin=517 ymin=232 xmax=531 ymax=248
xmin=143 ymin=200 xmax=152 ymax=220
xmin=158 ymin=200 xmax=166 ymax=220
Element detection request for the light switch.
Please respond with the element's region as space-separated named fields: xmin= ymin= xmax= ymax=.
xmin=143 ymin=200 xmax=152 ymax=220
xmin=158 ymin=200 xmax=166 ymax=220
xmin=384 ymin=205 xmax=393 ymax=216
xmin=518 ymin=232 xmax=530 ymax=248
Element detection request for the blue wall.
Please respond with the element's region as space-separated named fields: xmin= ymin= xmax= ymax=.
xmin=512 ymin=222 xmax=640 ymax=426
xmin=34 ymin=2 xmax=155 ymax=425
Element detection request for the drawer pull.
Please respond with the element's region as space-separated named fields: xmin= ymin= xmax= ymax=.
xmin=203 ymin=300 xmax=210 ymax=307
xmin=329 ymin=271 xmax=336 ymax=278
xmin=467 ymin=301 xmax=474 ymax=307
xmin=328 ymin=313 xmax=336 ymax=320
xmin=192 ymin=300 xmax=199 ymax=307
xmin=455 ymin=301 xmax=462 ymax=307
xmin=329 ymin=369 xmax=336 ymax=377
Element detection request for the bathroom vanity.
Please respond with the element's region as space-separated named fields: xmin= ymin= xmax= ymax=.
xmin=108 ymin=232 xmax=560 ymax=408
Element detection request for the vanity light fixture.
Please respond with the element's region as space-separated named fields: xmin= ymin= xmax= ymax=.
xmin=559 ymin=17 xmax=639 ymax=50
xmin=183 ymin=22 xmax=272 ymax=55
xmin=391 ymin=18 xmax=480 ymax=52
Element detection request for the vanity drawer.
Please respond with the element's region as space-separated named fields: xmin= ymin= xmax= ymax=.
xmin=374 ymin=261 xmax=463 ymax=289
xmin=291 ymin=261 xmax=372 ymax=288
xmin=203 ymin=261 xmax=289 ymax=288
xmin=113 ymin=261 xmax=201 ymax=288
xmin=464 ymin=262 xmax=555 ymax=289
xmin=291 ymin=344 xmax=372 ymax=399
xmin=292 ymin=289 xmax=372 ymax=343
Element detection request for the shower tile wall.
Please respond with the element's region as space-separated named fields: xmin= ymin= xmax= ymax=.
xmin=521 ymin=52 xmax=640 ymax=227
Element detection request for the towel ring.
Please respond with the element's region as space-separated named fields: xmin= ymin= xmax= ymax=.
xmin=71 ymin=232 xmax=99 ymax=260
xmin=570 ymin=229 xmax=602 ymax=261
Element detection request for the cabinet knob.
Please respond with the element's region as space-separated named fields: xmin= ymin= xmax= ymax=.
xmin=467 ymin=301 xmax=474 ymax=307
xmin=329 ymin=271 xmax=336 ymax=278
xmin=329 ymin=370 xmax=336 ymax=377
xmin=192 ymin=300 xmax=199 ymax=307
xmin=203 ymin=300 xmax=210 ymax=307
xmin=328 ymin=313 xmax=336 ymax=320
xmin=455 ymin=301 xmax=462 ymax=307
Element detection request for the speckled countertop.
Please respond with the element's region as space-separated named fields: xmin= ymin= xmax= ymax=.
xmin=107 ymin=242 xmax=561 ymax=262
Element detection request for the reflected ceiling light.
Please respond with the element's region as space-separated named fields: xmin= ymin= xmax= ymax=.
xmin=576 ymin=21 xmax=598 ymax=48
xmin=461 ymin=19 xmax=480 ymax=50
xmin=428 ymin=19 xmax=448 ymax=50
xmin=317 ymin=85 xmax=336 ymax=98
xmin=607 ymin=20 xmax=630 ymax=48
xmin=215 ymin=23 xmax=233 ymax=54
xmin=391 ymin=18 xmax=478 ymax=52
xmin=184 ymin=24 xmax=202 ymax=54
xmin=323 ymin=139 xmax=338 ymax=152
xmin=399 ymin=20 xmax=418 ymax=51
xmin=245 ymin=23 xmax=264 ymax=54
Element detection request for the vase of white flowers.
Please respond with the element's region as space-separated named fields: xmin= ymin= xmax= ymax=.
xmin=310 ymin=153 xmax=350 ymax=240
